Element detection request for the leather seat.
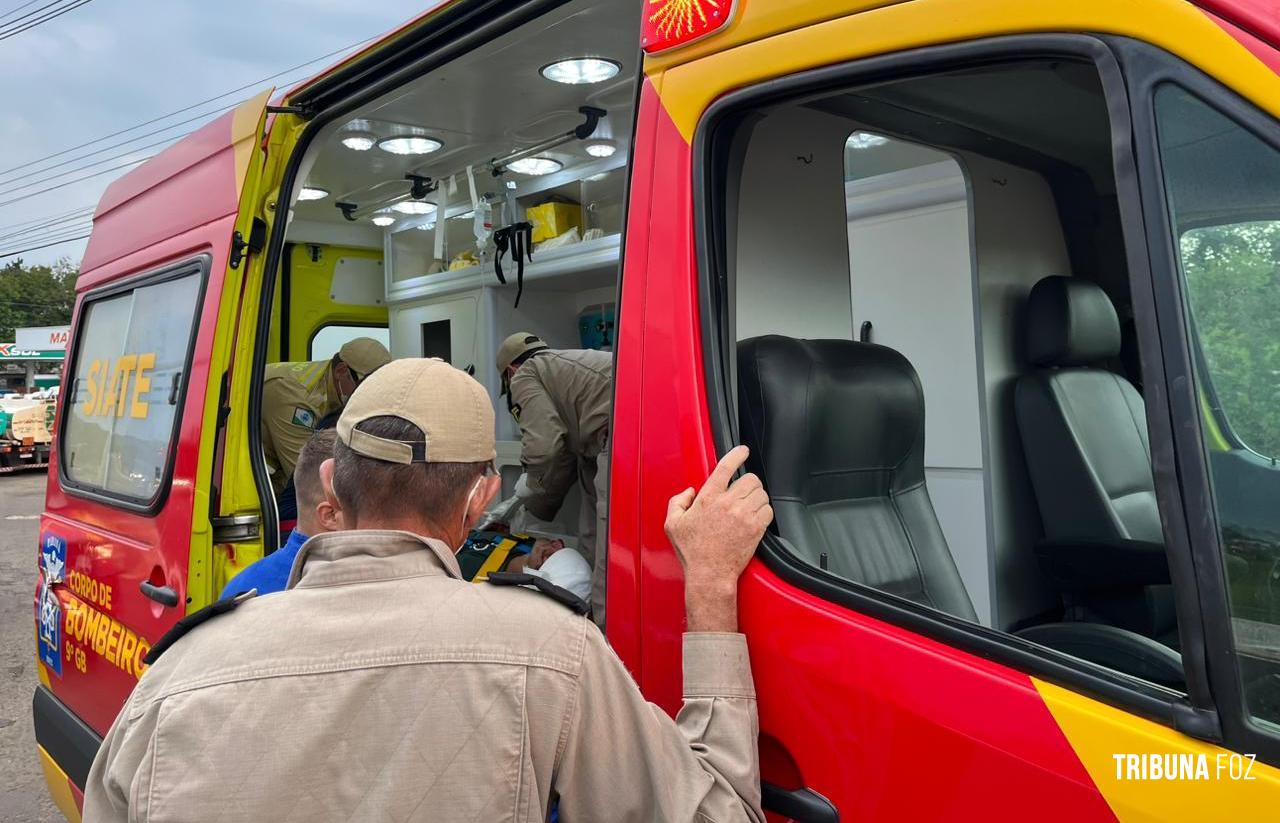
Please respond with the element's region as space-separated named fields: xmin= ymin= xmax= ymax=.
xmin=738 ymin=335 xmax=977 ymax=621
xmin=1015 ymin=276 xmax=1177 ymax=645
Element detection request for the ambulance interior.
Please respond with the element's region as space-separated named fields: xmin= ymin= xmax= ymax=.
xmin=719 ymin=56 xmax=1194 ymax=693
xmin=272 ymin=0 xmax=639 ymax=539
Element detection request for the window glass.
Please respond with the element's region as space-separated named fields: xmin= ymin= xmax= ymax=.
xmin=308 ymin=324 xmax=390 ymax=361
xmin=1156 ymin=84 xmax=1280 ymax=728
xmin=62 ymin=267 xmax=203 ymax=501
xmin=719 ymin=59 xmax=1184 ymax=692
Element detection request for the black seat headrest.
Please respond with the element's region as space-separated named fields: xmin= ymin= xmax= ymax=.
xmin=737 ymin=336 xmax=925 ymax=504
xmin=1025 ymin=275 xmax=1120 ymax=367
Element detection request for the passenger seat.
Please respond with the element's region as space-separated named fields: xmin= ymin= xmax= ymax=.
xmin=738 ymin=335 xmax=977 ymax=621
xmin=1015 ymin=276 xmax=1177 ymax=647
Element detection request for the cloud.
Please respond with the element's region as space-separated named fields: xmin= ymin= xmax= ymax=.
xmin=0 ymin=0 xmax=428 ymax=266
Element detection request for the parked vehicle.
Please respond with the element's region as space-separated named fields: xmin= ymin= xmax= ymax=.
xmin=33 ymin=1 xmax=1280 ymax=819
xmin=0 ymin=395 xmax=54 ymax=472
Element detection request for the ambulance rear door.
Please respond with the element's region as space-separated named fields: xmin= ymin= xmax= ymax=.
xmin=34 ymin=90 xmax=273 ymax=798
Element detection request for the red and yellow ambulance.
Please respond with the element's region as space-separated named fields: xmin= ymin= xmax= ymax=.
xmin=32 ymin=0 xmax=1280 ymax=818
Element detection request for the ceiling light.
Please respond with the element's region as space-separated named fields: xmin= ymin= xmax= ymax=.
xmin=507 ymin=157 xmax=562 ymax=176
xmin=341 ymin=133 xmax=376 ymax=151
xmin=370 ymin=213 xmax=396 ymax=227
xmin=584 ymin=141 xmax=616 ymax=158
xmin=416 ymin=222 xmax=436 ymax=232
xmin=378 ymin=136 xmax=444 ymax=156
xmin=298 ymin=186 xmax=329 ymax=201
xmin=541 ymin=58 xmax=621 ymax=85
xmin=392 ymin=200 xmax=436 ymax=215
xmin=847 ymin=132 xmax=890 ymax=150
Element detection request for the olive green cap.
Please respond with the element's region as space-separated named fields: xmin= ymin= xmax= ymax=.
xmin=338 ymin=337 xmax=392 ymax=378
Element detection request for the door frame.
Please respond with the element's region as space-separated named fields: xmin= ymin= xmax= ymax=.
xmin=1114 ymin=34 xmax=1280 ymax=766
xmin=691 ymin=33 xmax=1218 ymax=734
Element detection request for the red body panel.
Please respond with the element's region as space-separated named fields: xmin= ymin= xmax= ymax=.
xmin=82 ymin=111 xmax=242 ymax=278
xmin=1197 ymin=0 xmax=1280 ymax=53
xmin=609 ymin=73 xmax=1118 ymax=820
xmin=38 ymin=157 xmax=241 ymax=735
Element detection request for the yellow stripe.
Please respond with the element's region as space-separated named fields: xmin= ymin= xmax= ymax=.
xmin=473 ymin=540 xmax=516 ymax=582
xmin=654 ymin=0 xmax=1280 ymax=143
xmin=38 ymin=745 xmax=82 ymax=823
xmin=1034 ymin=678 xmax=1280 ymax=820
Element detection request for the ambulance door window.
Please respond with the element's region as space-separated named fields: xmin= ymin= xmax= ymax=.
xmin=1155 ymin=83 xmax=1280 ymax=729
xmin=61 ymin=259 xmax=206 ymax=504
xmin=308 ymin=324 xmax=390 ymax=361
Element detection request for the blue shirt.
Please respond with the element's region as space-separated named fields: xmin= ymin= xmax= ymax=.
xmin=219 ymin=529 xmax=308 ymax=600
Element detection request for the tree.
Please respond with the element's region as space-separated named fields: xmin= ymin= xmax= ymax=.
xmin=0 ymin=257 xmax=77 ymax=342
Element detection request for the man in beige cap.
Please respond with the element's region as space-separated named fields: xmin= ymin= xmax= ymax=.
xmin=496 ymin=332 xmax=612 ymax=623
xmin=260 ymin=336 xmax=391 ymax=497
xmin=84 ymin=358 xmax=773 ymax=822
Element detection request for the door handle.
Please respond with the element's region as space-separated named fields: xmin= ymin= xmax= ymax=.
xmin=139 ymin=581 xmax=180 ymax=607
xmin=761 ymin=782 xmax=838 ymax=823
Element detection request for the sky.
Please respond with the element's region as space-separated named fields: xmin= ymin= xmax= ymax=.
xmin=0 ymin=0 xmax=436 ymax=267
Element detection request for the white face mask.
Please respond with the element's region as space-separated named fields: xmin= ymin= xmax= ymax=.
xmin=458 ymin=474 xmax=486 ymax=548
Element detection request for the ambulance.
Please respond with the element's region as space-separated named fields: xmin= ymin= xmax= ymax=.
xmin=32 ymin=0 xmax=1280 ymax=819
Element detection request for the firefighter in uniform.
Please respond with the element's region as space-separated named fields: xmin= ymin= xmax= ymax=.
xmin=496 ymin=332 xmax=611 ymax=623
xmin=84 ymin=358 xmax=774 ymax=822
xmin=260 ymin=337 xmax=391 ymax=495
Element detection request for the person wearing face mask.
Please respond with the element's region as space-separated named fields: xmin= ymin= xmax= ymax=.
xmin=84 ymin=357 xmax=773 ymax=823
xmin=260 ymin=337 xmax=391 ymax=499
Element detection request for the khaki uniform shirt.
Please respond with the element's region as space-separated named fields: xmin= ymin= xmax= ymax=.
xmin=83 ymin=530 xmax=762 ymax=823
xmin=260 ymin=360 xmax=340 ymax=492
xmin=510 ymin=349 xmax=612 ymax=520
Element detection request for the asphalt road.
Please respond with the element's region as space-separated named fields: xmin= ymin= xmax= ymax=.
xmin=0 ymin=471 xmax=60 ymax=822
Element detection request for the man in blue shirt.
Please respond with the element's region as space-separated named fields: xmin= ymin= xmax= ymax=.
xmin=221 ymin=430 xmax=340 ymax=598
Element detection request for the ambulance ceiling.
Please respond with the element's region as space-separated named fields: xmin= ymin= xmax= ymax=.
xmin=291 ymin=0 xmax=638 ymax=231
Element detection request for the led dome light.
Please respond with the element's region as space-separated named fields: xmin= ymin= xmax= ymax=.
xmin=298 ymin=186 xmax=329 ymax=201
xmin=540 ymin=58 xmax=621 ymax=85
xmin=506 ymin=156 xmax=563 ymax=176
xmin=847 ymin=132 xmax=890 ymax=150
xmin=378 ymin=135 xmax=444 ymax=156
xmin=584 ymin=141 xmax=616 ymax=158
xmin=341 ymin=133 xmax=376 ymax=151
xmin=370 ymin=213 xmax=396 ymax=227
xmin=392 ymin=200 xmax=436 ymax=215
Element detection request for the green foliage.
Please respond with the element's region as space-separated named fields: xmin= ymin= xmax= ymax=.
xmin=0 ymin=257 xmax=76 ymax=343
xmin=1181 ymin=221 xmax=1280 ymax=458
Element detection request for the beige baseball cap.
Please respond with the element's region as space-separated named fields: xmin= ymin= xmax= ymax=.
xmin=336 ymin=358 xmax=496 ymax=464
xmin=338 ymin=337 xmax=392 ymax=378
xmin=496 ymin=332 xmax=548 ymax=394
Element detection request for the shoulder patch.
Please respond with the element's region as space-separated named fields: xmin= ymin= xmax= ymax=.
xmin=486 ymin=571 xmax=590 ymax=616
xmin=509 ymin=402 xmax=522 ymax=422
xmin=143 ymin=590 xmax=257 ymax=665
xmin=291 ymin=407 xmax=317 ymax=428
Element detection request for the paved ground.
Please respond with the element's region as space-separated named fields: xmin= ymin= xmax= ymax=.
xmin=0 ymin=471 xmax=60 ymax=822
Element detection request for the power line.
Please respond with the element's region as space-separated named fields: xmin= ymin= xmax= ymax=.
xmin=0 ymin=218 xmax=93 ymax=245
xmin=1 ymin=221 xmax=93 ymax=248
xmin=0 ymin=0 xmax=67 ymax=30
xmin=0 ymin=233 xmax=90 ymax=260
xmin=0 ymin=134 xmax=184 ymax=198
xmin=0 ymin=204 xmax=93 ymax=235
xmin=0 ymin=110 xmax=220 ymax=186
xmin=0 ymin=35 xmax=375 ymax=177
xmin=0 ymin=0 xmax=43 ymax=23
xmin=0 ymin=0 xmax=97 ymax=42
xmin=0 ymin=159 xmax=147 ymax=209
xmin=0 ymin=210 xmax=93 ymax=244
xmin=0 ymin=225 xmax=92 ymax=254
